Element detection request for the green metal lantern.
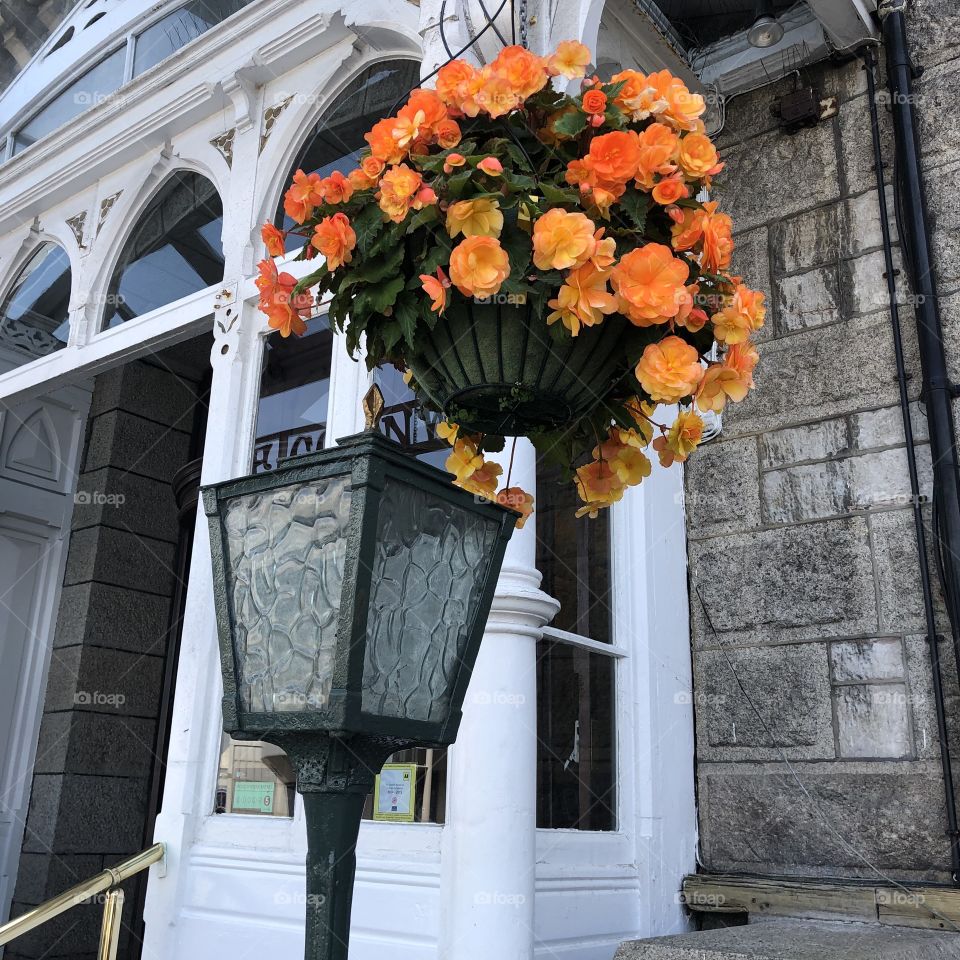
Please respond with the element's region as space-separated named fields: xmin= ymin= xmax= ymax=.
xmin=202 ymin=387 xmax=516 ymax=959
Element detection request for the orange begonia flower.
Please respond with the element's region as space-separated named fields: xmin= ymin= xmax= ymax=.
xmin=420 ymin=266 xmax=451 ymax=314
xmin=477 ymin=156 xmax=504 ymax=176
xmin=436 ymin=118 xmax=462 ymax=149
xmin=401 ymin=89 xmax=447 ymax=133
xmin=652 ymin=174 xmax=689 ymax=206
xmin=647 ymin=70 xmax=706 ymax=131
xmin=712 ymin=284 xmax=766 ymax=344
xmin=365 ymin=117 xmax=406 ymax=165
xmin=575 ymin=459 xmax=625 ymax=518
xmin=283 ymin=169 xmax=325 ymax=224
xmin=532 ymin=208 xmax=597 ymax=270
xmin=320 ymin=170 xmax=354 ymax=204
xmin=311 ymin=212 xmax=356 ymax=271
xmin=444 ymin=152 xmax=467 ymax=174
xmin=696 ymin=342 xmax=759 ymax=413
xmin=446 ymin=198 xmax=503 ymax=239
xmin=547 ymin=40 xmax=591 ymax=79
xmin=448 ymin=235 xmax=511 ymax=299
xmin=491 ymin=45 xmax=549 ymax=99
xmin=547 ymin=262 xmax=618 ymax=337
xmin=582 ymin=89 xmax=607 ymax=116
xmin=436 ymin=59 xmax=483 ymax=117
xmin=261 ymin=223 xmax=286 ymax=257
xmin=377 ymin=164 xmax=424 ymax=223
xmin=497 ymin=486 xmax=535 ymax=528
xmin=678 ymin=132 xmax=721 ymax=180
xmin=586 ymin=130 xmax=640 ymax=184
xmin=653 ymin=410 xmax=704 ymax=467
xmin=674 ymin=283 xmax=710 ymax=333
xmin=635 ymin=335 xmax=704 ymax=403
xmin=610 ymin=243 xmax=690 ymax=326
xmin=255 ymin=259 xmax=312 ymax=338
xmin=476 ymin=68 xmax=522 ymax=118
xmin=671 ymin=201 xmax=734 ymax=274
xmin=635 ymin=122 xmax=680 ymax=188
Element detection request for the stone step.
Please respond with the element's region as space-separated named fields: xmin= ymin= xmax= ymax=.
xmin=615 ymin=919 xmax=960 ymax=959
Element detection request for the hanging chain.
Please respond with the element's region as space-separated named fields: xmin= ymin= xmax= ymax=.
xmin=518 ymin=0 xmax=528 ymax=48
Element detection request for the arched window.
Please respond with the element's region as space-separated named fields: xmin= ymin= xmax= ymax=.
xmin=0 ymin=243 xmax=72 ymax=369
xmin=102 ymin=171 xmax=224 ymax=329
xmin=273 ymin=59 xmax=420 ymax=231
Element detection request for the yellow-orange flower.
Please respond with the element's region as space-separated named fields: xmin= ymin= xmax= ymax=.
xmin=590 ymin=228 xmax=617 ymax=269
xmin=455 ymin=455 xmax=502 ymax=500
xmin=610 ymin=243 xmax=690 ymax=326
xmin=446 ymin=198 xmax=503 ymax=239
xmin=648 ymin=69 xmax=706 ymax=131
xmin=610 ymin=69 xmax=665 ymax=121
xmin=261 ymin=222 xmax=286 ymax=257
xmin=497 ymin=486 xmax=534 ymax=528
xmin=653 ymin=410 xmax=704 ymax=466
xmin=575 ymin=459 xmax=625 ymax=518
xmin=491 ymin=45 xmax=548 ymax=99
xmin=712 ymin=284 xmax=766 ymax=344
xmin=547 ymin=40 xmax=591 ymax=79
xmin=446 ymin=437 xmax=485 ymax=483
xmin=696 ymin=342 xmax=759 ymax=413
xmin=532 ymin=208 xmax=597 ymax=270
xmin=400 ymin=88 xmax=447 ymax=134
xmin=361 ymin=155 xmax=386 ymax=181
xmin=635 ymin=123 xmax=679 ymax=187
xmin=547 ymin=262 xmax=617 ymax=336
xmin=436 ymin=420 xmax=459 ymax=444
xmin=311 ymin=212 xmax=356 ymax=271
xmin=377 ymin=164 xmax=423 ymax=223
xmin=283 ymin=169 xmax=325 ymax=224
xmin=671 ymin=201 xmax=734 ymax=274
xmin=652 ymin=174 xmax=689 ymax=206
xmin=420 ymin=266 xmax=451 ymax=314
xmin=448 ymin=235 xmax=510 ymax=299
xmin=476 ymin=68 xmax=522 ymax=118
xmin=443 ymin=152 xmax=467 ymax=174
xmin=675 ymin=283 xmax=709 ymax=333
xmin=635 ymin=335 xmax=704 ymax=403
xmin=477 ymin=156 xmax=504 ymax=176
xmin=678 ymin=132 xmax=720 ymax=180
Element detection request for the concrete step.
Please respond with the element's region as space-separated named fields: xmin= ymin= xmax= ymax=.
xmin=615 ymin=919 xmax=960 ymax=959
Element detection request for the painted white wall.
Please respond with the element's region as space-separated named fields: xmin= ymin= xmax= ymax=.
xmin=0 ymin=1 xmax=698 ymax=956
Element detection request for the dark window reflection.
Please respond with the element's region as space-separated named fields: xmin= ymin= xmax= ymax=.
xmin=375 ymin=364 xmax=447 ymax=469
xmin=536 ymin=459 xmax=612 ymax=643
xmin=274 ymin=59 xmax=420 ymax=233
xmin=133 ymin=0 xmax=254 ymax=76
xmin=0 ymin=242 xmax=72 ymax=367
xmin=102 ymin=171 xmax=224 ymax=328
xmin=253 ymin=315 xmax=332 ymax=472
xmin=536 ymin=641 xmax=616 ymax=830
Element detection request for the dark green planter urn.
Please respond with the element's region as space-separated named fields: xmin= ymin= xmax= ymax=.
xmin=202 ymin=389 xmax=516 ymax=959
xmin=407 ymin=299 xmax=630 ymax=435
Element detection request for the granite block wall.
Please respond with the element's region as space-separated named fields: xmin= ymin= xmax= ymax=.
xmin=686 ymin=0 xmax=960 ymax=883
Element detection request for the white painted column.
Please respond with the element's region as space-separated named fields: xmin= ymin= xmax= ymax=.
xmin=439 ymin=439 xmax=558 ymax=960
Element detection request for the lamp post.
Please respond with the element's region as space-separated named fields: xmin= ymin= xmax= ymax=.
xmin=202 ymin=386 xmax=516 ymax=959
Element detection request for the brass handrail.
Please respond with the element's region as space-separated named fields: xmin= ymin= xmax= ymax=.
xmin=0 ymin=842 xmax=164 ymax=957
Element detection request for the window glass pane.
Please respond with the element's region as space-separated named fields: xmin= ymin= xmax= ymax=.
xmin=253 ymin=315 xmax=332 ymax=472
xmin=133 ymin=0 xmax=254 ymax=76
xmin=536 ymin=641 xmax=615 ymax=830
xmin=216 ymin=735 xmax=295 ymax=817
xmin=102 ymin=171 xmax=224 ymax=328
xmin=535 ymin=459 xmax=612 ymax=643
xmin=0 ymin=243 xmax=72 ymax=368
xmin=13 ymin=47 xmax=125 ymax=153
xmin=274 ymin=59 xmax=420 ymax=233
xmin=362 ymin=748 xmax=447 ymax=824
xmin=374 ymin=364 xmax=447 ymax=469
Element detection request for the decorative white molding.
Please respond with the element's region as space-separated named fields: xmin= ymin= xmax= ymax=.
xmin=209 ymin=129 xmax=236 ymax=168
xmin=259 ymin=95 xmax=294 ymax=154
xmin=95 ymin=190 xmax=122 ymax=236
xmin=64 ymin=211 xmax=87 ymax=249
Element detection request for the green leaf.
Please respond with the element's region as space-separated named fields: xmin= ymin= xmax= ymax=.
xmin=353 ymin=202 xmax=385 ymax=254
xmin=393 ymin=291 xmax=420 ymax=348
xmin=618 ymin=188 xmax=651 ymax=233
xmin=421 ymin=242 xmax=452 ymax=276
xmin=504 ymin=173 xmax=537 ymax=193
xmin=380 ymin=320 xmax=403 ymax=353
xmin=539 ymin=182 xmax=579 ymax=206
xmin=366 ymin=274 xmax=405 ymax=314
xmin=445 ymin=169 xmax=474 ymax=199
xmin=292 ymin=262 xmax=329 ymax=297
xmin=553 ymin=109 xmax=588 ymax=139
xmin=405 ymin=204 xmax=440 ymax=234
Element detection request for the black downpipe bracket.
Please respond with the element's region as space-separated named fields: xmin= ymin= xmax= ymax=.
xmin=871 ymin=0 xmax=960 ymax=882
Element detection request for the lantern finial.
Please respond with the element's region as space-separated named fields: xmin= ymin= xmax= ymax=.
xmin=362 ymin=383 xmax=385 ymax=430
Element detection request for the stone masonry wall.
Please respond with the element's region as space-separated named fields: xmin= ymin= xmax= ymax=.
xmin=686 ymin=0 xmax=960 ymax=883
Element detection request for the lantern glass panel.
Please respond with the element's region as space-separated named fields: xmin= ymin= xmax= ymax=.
xmin=223 ymin=475 xmax=352 ymax=713
xmin=361 ymin=477 xmax=501 ymax=722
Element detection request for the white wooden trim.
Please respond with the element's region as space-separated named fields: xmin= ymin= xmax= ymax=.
xmin=540 ymin=625 xmax=628 ymax=658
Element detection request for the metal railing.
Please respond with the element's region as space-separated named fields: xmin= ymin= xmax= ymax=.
xmin=0 ymin=843 xmax=164 ymax=960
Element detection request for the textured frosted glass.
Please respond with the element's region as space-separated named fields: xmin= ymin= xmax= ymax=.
xmin=223 ymin=476 xmax=351 ymax=713
xmin=362 ymin=479 xmax=499 ymax=722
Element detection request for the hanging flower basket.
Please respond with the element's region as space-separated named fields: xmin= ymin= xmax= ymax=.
xmin=256 ymin=41 xmax=766 ymax=521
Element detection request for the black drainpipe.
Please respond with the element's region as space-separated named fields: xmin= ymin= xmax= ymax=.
xmin=867 ymin=0 xmax=960 ymax=882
